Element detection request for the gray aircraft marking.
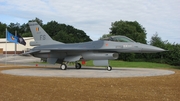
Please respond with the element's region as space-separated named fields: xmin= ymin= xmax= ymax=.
xmin=23 ymin=22 xmax=165 ymax=71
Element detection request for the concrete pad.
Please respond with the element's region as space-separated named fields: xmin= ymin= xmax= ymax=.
xmin=1 ymin=66 xmax=175 ymax=78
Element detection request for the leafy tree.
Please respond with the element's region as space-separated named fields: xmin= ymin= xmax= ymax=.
xmin=7 ymin=22 xmax=21 ymax=34
xmin=150 ymin=33 xmax=166 ymax=47
xmin=43 ymin=21 xmax=92 ymax=43
xmin=148 ymin=33 xmax=165 ymax=60
xmin=0 ymin=18 xmax=92 ymax=43
xmin=106 ymin=20 xmax=147 ymax=61
xmin=17 ymin=17 xmax=45 ymax=37
xmin=118 ymin=53 xmax=135 ymax=61
xmin=29 ymin=17 xmax=43 ymax=26
xmin=19 ymin=23 xmax=32 ymax=37
xmin=148 ymin=33 xmax=180 ymax=66
xmin=110 ymin=20 xmax=147 ymax=43
xmin=168 ymin=44 xmax=180 ymax=66
xmin=42 ymin=21 xmax=60 ymax=37
xmin=0 ymin=22 xmax=7 ymax=38
xmin=99 ymin=33 xmax=112 ymax=39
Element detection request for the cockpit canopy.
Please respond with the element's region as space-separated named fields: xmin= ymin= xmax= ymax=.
xmin=101 ymin=35 xmax=135 ymax=42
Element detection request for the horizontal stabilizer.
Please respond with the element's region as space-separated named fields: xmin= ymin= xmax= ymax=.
xmin=20 ymin=50 xmax=40 ymax=56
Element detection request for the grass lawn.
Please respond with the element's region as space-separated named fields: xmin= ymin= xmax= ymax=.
xmin=35 ymin=60 xmax=179 ymax=69
xmin=82 ymin=60 xmax=179 ymax=69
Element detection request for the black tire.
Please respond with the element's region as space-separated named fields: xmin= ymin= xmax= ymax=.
xmin=107 ymin=66 xmax=112 ymax=71
xmin=61 ymin=64 xmax=67 ymax=70
xmin=75 ymin=63 xmax=81 ymax=69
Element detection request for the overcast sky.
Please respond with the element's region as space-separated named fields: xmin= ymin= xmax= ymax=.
xmin=0 ymin=0 xmax=180 ymax=43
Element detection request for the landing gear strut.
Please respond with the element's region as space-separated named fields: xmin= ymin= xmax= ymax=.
xmin=107 ymin=66 xmax=112 ymax=71
xmin=75 ymin=63 xmax=81 ymax=69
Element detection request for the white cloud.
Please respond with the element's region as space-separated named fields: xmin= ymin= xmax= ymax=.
xmin=0 ymin=0 xmax=180 ymax=43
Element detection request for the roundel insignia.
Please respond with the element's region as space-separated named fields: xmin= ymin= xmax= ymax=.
xmin=105 ymin=43 xmax=108 ymax=46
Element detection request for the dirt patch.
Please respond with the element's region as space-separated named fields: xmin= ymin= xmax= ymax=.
xmin=0 ymin=66 xmax=179 ymax=101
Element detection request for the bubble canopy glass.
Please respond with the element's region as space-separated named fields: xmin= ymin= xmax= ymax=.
xmin=101 ymin=36 xmax=135 ymax=42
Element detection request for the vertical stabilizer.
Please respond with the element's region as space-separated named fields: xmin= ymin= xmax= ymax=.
xmin=28 ymin=22 xmax=63 ymax=46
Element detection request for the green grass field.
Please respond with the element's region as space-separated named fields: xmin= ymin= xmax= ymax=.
xmin=36 ymin=60 xmax=179 ymax=69
xmin=82 ymin=60 xmax=179 ymax=69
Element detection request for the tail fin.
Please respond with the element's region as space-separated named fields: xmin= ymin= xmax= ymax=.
xmin=28 ymin=22 xmax=63 ymax=46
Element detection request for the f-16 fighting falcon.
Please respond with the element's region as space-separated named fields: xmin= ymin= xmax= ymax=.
xmin=25 ymin=22 xmax=165 ymax=71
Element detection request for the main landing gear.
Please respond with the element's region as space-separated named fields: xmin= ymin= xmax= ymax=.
xmin=60 ymin=64 xmax=67 ymax=70
xmin=60 ymin=62 xmax=82 ymax=70
xmin=75 ymin=63 xmax=81 ymax=69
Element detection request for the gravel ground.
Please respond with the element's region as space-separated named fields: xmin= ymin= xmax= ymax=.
xmin=0 ymin=65 xmax=180 ymax=101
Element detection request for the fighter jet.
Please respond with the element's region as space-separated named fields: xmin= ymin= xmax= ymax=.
xmin=25 ymin=22 xmax=165 ymax=71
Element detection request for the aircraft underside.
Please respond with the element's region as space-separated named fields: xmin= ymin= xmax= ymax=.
xmin=32 ymin=52 xmax=118 ymax=71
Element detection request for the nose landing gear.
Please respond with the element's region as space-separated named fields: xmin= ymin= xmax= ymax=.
xmin=107 ymin=66 xmax=112 ymax=71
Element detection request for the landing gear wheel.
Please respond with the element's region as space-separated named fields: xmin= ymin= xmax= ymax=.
xmin=61 ymin=64 xmax=67 ymax=70
xmin=107 ymin=66 xmax=112 ymax=71
xmin=75 ymin=63 xmax=81 ymax=69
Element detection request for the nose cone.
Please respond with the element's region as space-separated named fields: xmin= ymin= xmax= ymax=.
xmin=145 ymin=46 xmax=165 ymax=53
xmin=140 ymin=44 xmax=165 ymax=53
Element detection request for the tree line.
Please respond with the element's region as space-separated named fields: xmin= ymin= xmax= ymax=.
xmin=0 ymin=18 xmax=92 ymax=43
xmin=0 ymin=18 xmax=179 ymax=66
xmin=101 ymin=20 xmax=180 ymax=66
